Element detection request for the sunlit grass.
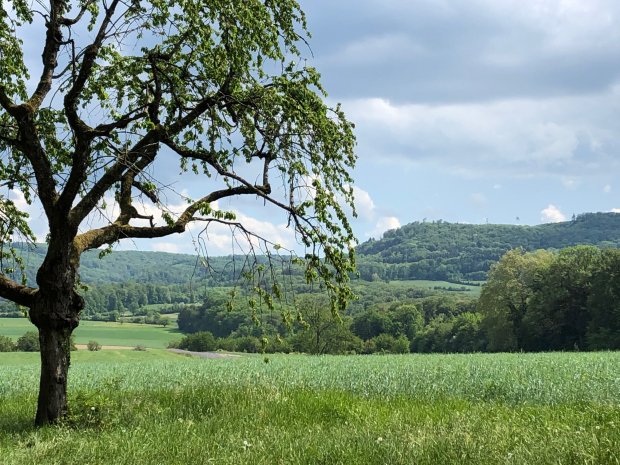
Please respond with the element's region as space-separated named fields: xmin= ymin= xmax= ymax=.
xmin=0 ymin=318 xmax=181 ymax=349
xmin=2 ymin=352 xmax=620 ymax=464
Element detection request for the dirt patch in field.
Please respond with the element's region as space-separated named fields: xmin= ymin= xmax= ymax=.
xmin=75 ymin=345 xmax=135 ymax=350
xmin=167 ymin=348 xmax=241 ymax=358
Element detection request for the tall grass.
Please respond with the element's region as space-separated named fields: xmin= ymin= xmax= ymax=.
xmin=2 ymin=353 xmax=620 ymax=464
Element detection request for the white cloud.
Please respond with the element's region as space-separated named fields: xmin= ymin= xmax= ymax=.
xmin=352 ymin=186 xmax=376 ymax=221
xmin=493 ymin=184 xmax=501 ymax=189
xmin=342 ymin=90 xmax=620 ymax=179
xmin=561 ymin=177 xmax=581 ymax=189
xmin=151 ymin=242 xmax=180 ymax=253
xmin=541 ymin=204 xmax=566 ymax=223
xmin=468 ymin=193 xmax=487 ymax=209
xmin=611 ymin=208 xmax=620 ymax=213
xmin=366 ymin=216 xmax=401 ymax=238
xmin=604 ymin=185 xmax=611 ymax=193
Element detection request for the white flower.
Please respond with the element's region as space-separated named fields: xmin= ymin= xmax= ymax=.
xmin=376 ymin=437 xmax=383 ymax=444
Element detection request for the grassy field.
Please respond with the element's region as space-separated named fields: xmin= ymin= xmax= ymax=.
xmin=2 ymin=352 xmax=620 ymax=464
xmin=0 ymin=318 xmax=182 ymax=349
xmin=383 ymin=279 xmax=482 ymax=296
xmin=0 ymin=349 xmax=189 ymax=366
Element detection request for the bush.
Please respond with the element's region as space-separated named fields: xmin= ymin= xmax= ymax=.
xmin=235 ymin=336 xmax=261 ymax=353
xmin=0 ymin=335 xmax=15 ymax=352
xmin=16 ymin=331 xmax=40 ymax=352
xmin=87 ymin=340 xmax=102 ymax=351
xmin=372 ymin=333 xmax=397 ymax=353
xmin=392 ymin=334 xmax=410 ymax=354
xmin=133 ymin=344 xmax=147 ymax=351
xmin=166 ymin=340 xmax=180 ymax=349
xmin=216 ymin=337 xmax=238 ymax=352
xmin=178 ymin=331 xmax=217 ymax=352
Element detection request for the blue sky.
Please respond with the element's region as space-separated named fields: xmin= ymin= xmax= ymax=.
xmin=8 ymin=0 xmax=620 ymax=255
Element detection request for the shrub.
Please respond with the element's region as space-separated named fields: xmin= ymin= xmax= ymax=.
xmin=235 ymin=336 xmax=261 ymax=353
xmin=178 ymin=331 xmax=217 ymax=352
xmin=392 ymin=334 xmax=410 ymax=354
xmin=0 ymin=335 xmax=15 ymax=352
xmin=87 ymin=341 xmax=102 ymax=351
xmin=133 ymin=344 xmax=147 ymax=351
xmin=166 ymin=340 xmax=180 ymax=349
xmin=216 ymin=337 xmax=238 ymax=352
xmin=16 ymin=331 xmax=40 ymax=352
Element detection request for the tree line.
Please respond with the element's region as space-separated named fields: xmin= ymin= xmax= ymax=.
xmin=176 ymin=245 xmax=620 ymax=354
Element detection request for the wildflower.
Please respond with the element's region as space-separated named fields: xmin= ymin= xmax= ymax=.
xmin=376 ymin=437 xmax=383 ymax=444
xmin=91 ymin=407 xmax=95 ymax=411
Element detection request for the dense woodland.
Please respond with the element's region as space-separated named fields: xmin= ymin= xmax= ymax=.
xmin=357 ymin=212 xmax=620 ymax=282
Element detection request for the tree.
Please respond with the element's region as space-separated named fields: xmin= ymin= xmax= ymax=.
xmin=477 ymin=248 xmax=553 ymax=351
xmin=178 ymin=331 xmax=217 ymax=352
xmin=523 ymin=246 xmax=600 ymax=351
xmin=587 ymin=249 xmax=620 ymax=350
xmin=0 ymin=0 xmax=356 ymax=425
xmin=293 ymin=296 xmax=362 ymax=355
xmin=0 ymin=334 xmax=15 ymax=352
xmin=16 ymin=331 xmax=40 ymax=352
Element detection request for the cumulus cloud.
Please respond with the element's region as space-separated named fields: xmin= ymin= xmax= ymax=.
xmin=611 ymin=208 xmax=620 ymax=213
xmin=151 ymin=242 xmax=180 ymax=253
xmin=341 ymin=91 xmax=620 ymax=179
xmin=366 ymin=216 xmax=401 ymax=238
xmin=604 ymin=185 xmax=612 ymax=193
xmin=351 ymin=186 xmax=376 ymax=221
xmin=468 ymin=193 xmax=487 ymax=209
xmin=541 ymin=204 xmax=566 ymax=223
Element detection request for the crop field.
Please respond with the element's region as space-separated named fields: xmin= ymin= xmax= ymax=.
xmin=2 ymin=352 xmax=620 ymax=464
xmin=0 ymin=318 xmax=182 ymax=349
xmin=380 ymin=279 xmax=483 ymax=296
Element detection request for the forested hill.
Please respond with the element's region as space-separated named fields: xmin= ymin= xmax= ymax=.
xmin=355 ymin=212 xmax=620 ymax=282
xmin=9 ymin=246 xmax=251 ymax=285
xmin=7 ymin=212 xmax=620 ymax=286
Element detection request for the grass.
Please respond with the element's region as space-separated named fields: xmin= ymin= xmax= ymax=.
xmin=383 ymin=279 xmax=482 ymax=296
xmin=0 ymin=318 xmax=182 ymax=349
xmin=1 ymin=352 xmax=620 ymax=464
xmin=0 ymin=349 xmax=187 ymax=366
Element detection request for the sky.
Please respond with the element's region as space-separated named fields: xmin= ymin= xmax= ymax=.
xmin=7 ymin=0 xmax=620 ymax=255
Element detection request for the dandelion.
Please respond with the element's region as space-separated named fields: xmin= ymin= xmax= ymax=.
xmin=91 ymin=407 xmax=95 ymax=411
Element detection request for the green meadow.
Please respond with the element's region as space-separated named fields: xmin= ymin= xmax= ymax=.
xmin=2 ymin=351 xmax=620 ymax=464
xmin=0 ymin=318 xmax=182 ymax=349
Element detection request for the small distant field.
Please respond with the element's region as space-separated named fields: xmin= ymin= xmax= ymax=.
xmin=385 ymin=279 xmax=482 ymax=296
xmin=0 ymin=318 xmax=182 ymax=349
xmin=1 ymin=352 xmax=620 ymax=464
xmin=0 ymin=349 xmax=187 ymax=366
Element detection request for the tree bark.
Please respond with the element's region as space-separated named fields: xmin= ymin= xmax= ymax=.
xmin=29 ymin=236 xmax=83 ymax=426
xmin=35 ymin=325 xmax=74 ymax=426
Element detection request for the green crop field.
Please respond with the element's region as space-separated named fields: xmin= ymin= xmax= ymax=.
xmin=383 ymin=279 xmax=483 ymax=296
xmin=0 ymin=349 xmax=188 ymax=366
xmin=0 ymin=318 xmax=182 ymax=349
xmin=2 ymin=352 xmax=620 ymax=464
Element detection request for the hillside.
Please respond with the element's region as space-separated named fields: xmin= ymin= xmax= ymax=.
xmin=355 ymin=212 xmax=620 ymax=282
xmin=5 ymin=212 xmax=620 ymax=289
xmin=7 ymin=245 xmax=261 ymax=285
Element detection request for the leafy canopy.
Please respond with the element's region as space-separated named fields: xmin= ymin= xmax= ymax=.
xmin=0 ymin=0 xmax=358 ymax=317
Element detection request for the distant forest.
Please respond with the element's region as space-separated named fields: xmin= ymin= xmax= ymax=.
xmin=356 ymin=212 xmax=620 ymax=282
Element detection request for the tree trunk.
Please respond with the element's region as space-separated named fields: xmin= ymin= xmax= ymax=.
xmin=29 ymin=235 xmax=84 ymax=426
xmin=35 ymin=325 xmax=73 ymax=426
